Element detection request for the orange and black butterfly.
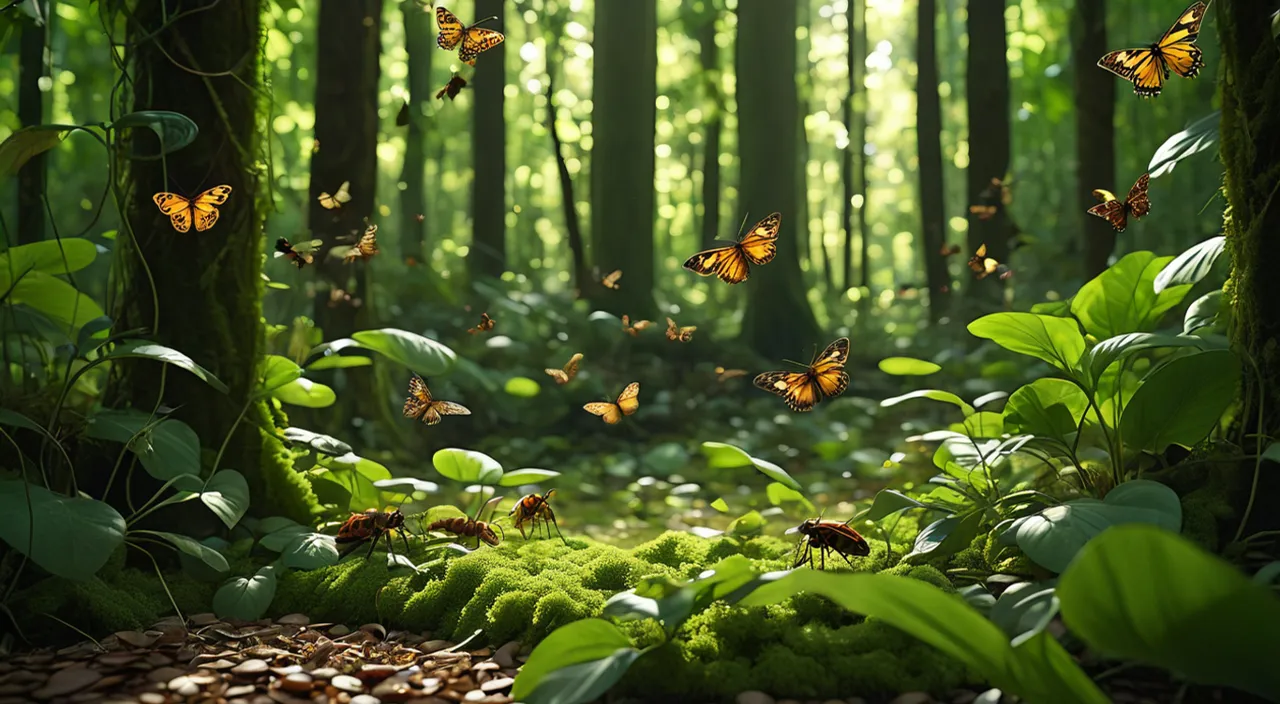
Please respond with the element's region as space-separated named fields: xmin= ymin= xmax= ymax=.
xmin=274 ymin=237 xmax=321 ymax=269
xmin=467 ymin=313 xmax=495 ymax=335
xmin=152 ymin=186 xmax=232 ymax=233
xmin=545 ymin=353 xmax=583 ymax=385
xmin=601 ymin=269 xmax=623 ymax=290
xmin=683 ymin=212 xmax=780 ymax=285
xmin=967 ymin=244 xmax=1012 ymax=280
xmin=968 ymin=177 xmax=1012 ymax=221
xmin=436 ymin=73 xmax=468 ymax=101
xmin=436 ymin=6 xmax=505 ymax=66
xmin=318 ymin=181 xmax=351 ymax=210
xmin=402 ymin=374 xmax=471 ymax=426
xmin=342 ymin=224 xmax=379 ymax=263
xmin=754 ymin=338 xmax=850 ymax=412
xmin=1088 ymin=173 xmax=1151 ymax=233
xmin=940 ymin=244 xmax=961 ymax=257
xmin=715 ymin=366 xmax=747 ymax=382
xmin=1098 ymin=2 xmax=1206 ymax=98
xmin=665 ymin=318 xmax=696 ymax=343
xmin=622 ymin=315 xmax=651 ymax=337
xmin=583 ymin=382 xmax=640 ymax=425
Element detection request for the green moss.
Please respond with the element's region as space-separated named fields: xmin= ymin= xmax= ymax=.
xmin=257 ymin=402 xmax=321 ymax=523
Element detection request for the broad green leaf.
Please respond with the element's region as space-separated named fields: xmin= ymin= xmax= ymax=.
xmin=200 ymin=470 xmax=249 ymax=529
xmin=881 ymin=389 xmax=976 ymax=416
xmin=710 ymin=498 xmax=729 ymax=512
xmin=350 ymin=328 xmax=456 ymax=376
xmin=698 ymin=442 xmax=801 ymax=491
xmin=432 ymin=448 xmax=504 ymax=484
xmin=765 ymin=482 xmax=814 ymax=512
xmin=281 ymin=427 xmax=351 ymax=456
xmin=260 ymin=523 xmax=311 ymax=552
xmin=1070 ymin=252 xmax=1193 ymax=340
xmin=1183 ymin=291 xmax=1223 ymax=334
xmin=511 ymin=619 xmax=638 ymax=703
xmin=259 ymin=355 xmax=303 ymax=394
xmin=271 ymin=377 xmax=337 ymax=408
xmin=0 ymin=238 xmax=98 ymax=280
xmin=989 ymin=581 xmax=1060 ymax=647
xmin=104 ymin=340 xmax=229 ymax=393
xmin=280 ymin=532 xmax=339 ymax=570
xmin=1120 ymin=350 xmax=1241 ymax=453
xmin=727 ymin=510 xmax=765 ymax=537
xmin=0 ymin=126 xmax=64 ymax=182
xmin=1154 ymin=236 xmax=1225 ymax=293
xmin=499 ymin=468 xmax=561 ymax=486
xmin=866 ymin=489 xmax=929 ymax=521
xmin=737 ymin=571 xmax=1107 ymax=704
xmin=0 ymin=480 xmax=126 ymax=581
xmin=76 ymin=316 xmax=114 ymax=353
xmin=111 ymin=111 xmax=199 ymax=157
xmin=1148 ymin=111 xmax=1220 ymax=178
xmin=878 ymin=357 xmax=941 ymax=375
xmin=1011 ymin=480 xmax=1182 ymax=573
xmin=1059 ymin=524 xmax=1280 ymax=701
xmin=1080 ymin=332 xmax=1207 ymax=387
xmin=961 ymin=412 xmax=1004 ymax=439
xmin=85 ymin=410 xmax=202 ymax=490
xmin=504 ymin=376 xmax=541 ymax=398
xmin=905 ymin=512 xmax=983 ymax=562
xmin=305 ymin=354 xmax=372 ymax=370
xmin=139 ymin=530 xmax=229 ymax=573
xmin=968 ymin=313 xmax=1086 ymax=374
xmin=8 ymin=271 xmax=105 ymax=332
xmin=213 ymin=565 xmax=277 ymax=621
xmin=372 ymin=477 xmax=441 ymax=496
xmin=0 ymin=408 xmax=44 ymax=432
xmin=1003 ymin=379 xmax=1088 ymax=443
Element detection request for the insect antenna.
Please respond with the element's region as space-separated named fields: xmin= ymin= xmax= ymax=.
xmin=472 ymin=14 xmax=499 ymax=25
xmin=780 ymin=358 xmax=809 ymax=369
xmin=734 ymin=211 xmax=751 ymax=239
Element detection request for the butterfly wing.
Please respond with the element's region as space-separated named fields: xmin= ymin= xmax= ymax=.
xmin=754 ymin=371 xmax=822 ymax=412
xmin=602 ymin=269 xmax=623 ymax=289
xmin=1156 ymin=2 xmax=1207 ymax=79
xmin=562 ymin=353 xmax=583 ymax=380
xmin=436 ymin=7 xmax=464 ymax=50
xmin=153 ymin=193 xmax=193 ymax=233
xmin=545 ymin=369 xmax=569 ymax=384
xmin=683 ymin=245 xmax=751 ymax=284
xmin=1088 ymin=199 xmax=1130 ymax=232
xmin=1098 ymin=48 xmax=1165 ymax=97
xmin=583 ymin=402 xmax=623 ymax=425
xmin=429 ymin=400 xmax=471 ymax=418
xmin=665 ymin=318 xmax=679 ymax=341
xmin=737 ymin=212 xmax=781 ymax=265
xmin=191 ymin=185 xmax=231 ymax=232
xmin=459 ymin=26 xmax=505 ymax=65
xmin=402 ymin=374 xmax=433 ymax=420
xmin=1125 ymin=173 xmax=1151 ymax=220
xmin=615 ymin=382 xmax=640 ymax=416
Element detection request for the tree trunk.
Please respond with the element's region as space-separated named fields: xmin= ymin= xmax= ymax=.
xmin=16 ymin=4 xmax=47 ymax=245
xmin=546 ymin=75 xmax=587 ymax=294
xmin=841 ymin=0 xmax=862 ymax=291
xmin=1074 ymin=0 xmax=1115 ymax=278
xmin=467 ymin=0 xmax=507 ymax=281
xmin=309 ymin=0 xmax=381 ymax=344
xmin=965 ymin=0 xmax=1014 ymax=300
xmin=855 ymin=0 xmax=870 ymax=292
xmin=1221 ymin=0 xmax=1280 ymax=445
xmin=590 ymin=0 xmax=656 ymax=316
xmin=698 ymin=9 xmax=723 ymax=248
xmin=399 ymin=0 xmax=431 ymax=267
xmin=916 ymin=0 xmax=949 ymax=321
xmin=737 ymin=0 xmax=821 ymax=357
xmin=795 ymin=0 xmax=813 ymax=277
xmin=114 ymin=0 xmax=317 ymax=521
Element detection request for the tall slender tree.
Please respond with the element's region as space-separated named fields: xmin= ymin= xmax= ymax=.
xmin=965 ymin=0 xmax=1014 ymax=301
xmin=590 ymin=0 xmax=657 ymax=316
xmin=1074 ymin=0 xmax=1115 ymax=278
xmin=16 ymin=3 xmax=48 ymax=245
xmin=113 ymin=0 xmax=316 ymax=520
xmin=916 ymin=0 xmax=949 ymax=320
xmin=737 ymin=0 xmax=821 ymax=357
xmin=697 ymin=1 xmax=723 ymax=249
xmin=467 ymin=0 xmax=508 ymax=280
xmin=399 ymin=0 xmax=432 ymax=268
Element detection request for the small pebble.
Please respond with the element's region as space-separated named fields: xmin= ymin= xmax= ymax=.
xmin=737 ymin=692 xmax=776 ymax=704
xmin=282 ymin=673 xmax=313 ymax=692
xmin=331 ymin=675 xmax=363 ymax=693
xmin=481 ymin=676 xmax=514 ymax=693
xmin=231 ymin=659 xmax=268 ymax=675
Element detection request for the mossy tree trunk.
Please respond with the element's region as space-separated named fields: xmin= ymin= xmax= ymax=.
xmin=589 ymin=0 xmax=656 ymax=316
xmin=916 ymin=0 xmax=949 ymax=321
xmin=467 ymin=0 xmax=507 ymax=282
xmin=736 ymin=0 xmax=821 ymax=358
xmin=1073 ymin=0 xmax=1115 ymax=278
xmin=113 ymin=0 xmax=317 ymax=522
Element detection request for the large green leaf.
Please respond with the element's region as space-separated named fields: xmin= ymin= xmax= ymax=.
xmin=103 ymin=340 xmax=229 ymax=394
xmin=0 ymin=238 xmax=98 ymax=281
xmin=989 ymin=581 xmax=1060 ymax=647
xmin=904 ymin=512 xmax=984 ymax=562
xmin=1184 ymin=291 xmax=1223 ymax=335
xmin=199 ymin=470 xmax=250 ymax=529
xmin=1070 ymin=252 xmax=1193 ymax=340
xmin=866 ymin=488 xmax=931 ymax=520
xmin=1002 ymin=379 xmax=1088 ymax=443
xmin=1154 ymin=236 xmax=1225 ymax=293
xmin=110 ymin=111 xmax=199 ymax=157
xmin=281 ymin=427 xmax=351 ymax=456
xmin=8 ymin=271 xmax=105 ymax=333
xmin=280 ymin=532 xmax=339 ymax=570
xmin=350 ymin=328 xmax=456 ymax=376
xmin=698 ymin=442 xmax=801 ymax=491
xmin=432 ymin=448 xmax=505 ymax=484
xmin=881 ymin=389 xmax=975 ymax=416
xmin=968 ymin=313 xmax=1086 ymax=374
xmin=0 ymin=480 xmax=125 ymax=581
xmin=1079 ymin=332 xmax=1207 ymax=388
xmin=213 ymin=565 xmax=277 ymax=621
xmin=511 ymin=619 xmax=641 ymax=703
xmin=84 ymin=410 xmax=202 ymax=490
xmin=1120 ymin=350 xmax=1241 ymax=453
xmin=0 ymin=126 xmax=64 ymax=182
xmin=1010 ymin=480 xmax=1181 ymax=573
xmin=138 ymin=530 xmax=229 ymax=573
xmin=499 ymin=468 xmax=561 ymax=486
xmin=258 ymin=355 xmax=304 ymax=395
xmin=1059 ymin=524 xmax=1280 ymax=701
xmin=1148 ymin=111 xmax=1220 ymax=179
xmin=315 ymin=453 xmax=393 ymax=511
xmin=271 ymin=377 xmax=336 ymax=408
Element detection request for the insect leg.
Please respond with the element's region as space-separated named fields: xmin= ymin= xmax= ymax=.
xmin=364 ymin=532 xmax=380 ymax=560
xmin=338 ymin=539 xmax=366 ymax=559
xmin=400 ymin=529 xmax=411 ymax=557
xmin=837 ymin=549 xmax=857 ymax=570
xmin=548 ymin=510 xmax=568 ymax=546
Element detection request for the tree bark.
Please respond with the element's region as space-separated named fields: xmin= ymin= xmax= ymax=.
xmin=16 ymin=4 xmax=47 ymax=245
xmin=114 ymin=0 xmax=317 ymax=521
xmin=399 ymin=0 xmax=431 ymax=267
xmin=916 ymin=0 xmax=949 ymax=321
xmin=546 ymin=75 xmax=587 ymax=294
xmin=589 ymin=0 xmax=656 ymax=316
xmin=467 ymin=0 xmax=507 ymax=281
xmin=736 ymin=0 xmax=821 ymax=358
xmin=855 ymin=0 xmax=870 ymax=292
xmin=841 ymin=0 xmax=862 ymax=291
xmin=698 ymin=8 xmax=723 ymax=249
xmin=965 ymin=0 xmax=1014 ymax=301
xmin=1074 ymin=0 xmax=1115 ymax=278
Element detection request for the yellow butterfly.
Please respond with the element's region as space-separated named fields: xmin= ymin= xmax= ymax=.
xmin=622 ymin=315 xmax=651 ymax=337
xmin=683 ymin=212 xmax=780 ymax=284
xmin=402 ymin=374 xmax=471 ymax=426
xmin=1097 ymin=2 xmax=1206 ymax=98
xmin=342 ymin=224 xmax=379 ymax=263
xmin=754 ymin=338 xmax=850 ymax=412
xmin=583 ymin=382 xmax=640 ymax=425
xmin=436 ymin=6 xmax=505 ymax=66
xmin=545 ymin=353 xmax=583 ymax=385
xmin=318 ymin=181 xmax=351 ymax=210
xmin=601 ymin=269 xmax=623 ymax=290
xmin=665 ymin=318 xmax=697 ymax=343
xmin=152 ymin=186 xmax=232 ymax=233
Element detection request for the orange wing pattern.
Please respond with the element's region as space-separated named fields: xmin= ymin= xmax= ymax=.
xmin=403 ymin=374 xmax=470 ymax=426
xmin=437 ymin=6 xmax=504 ymax=66
xmin=343 ymin=224 xmax=379 ymax=263
xmin=753 ymin=338 xmax=850 ymax=412
xmin=545 ymin=353 xmax=583 ymax=385
xmin=467 ymin=313 xmax=496 ymax=335
xmin=583 ymin=382 xmax=640 ymax=425
xmin=1097 ymin=2 xmax=1206 ymax=97
xmin=665 ymin=318 xmax=696 ymax=343
xmin=683 ymin=212 xmax=781 ymax=284
xmin=153 ymin=185 xmax=232 ymax=233
xmin=1088 ymin=173 xmax=1150 ymax=232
